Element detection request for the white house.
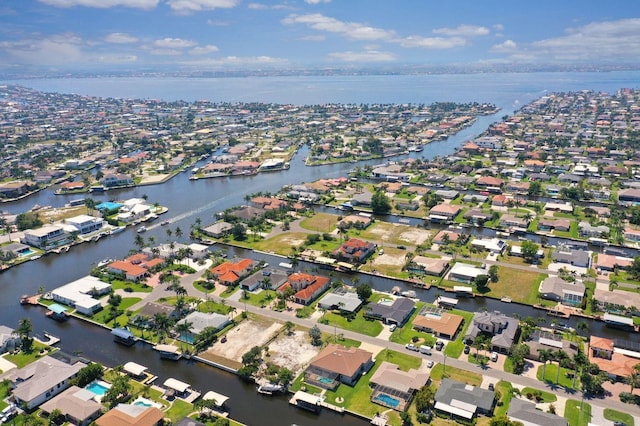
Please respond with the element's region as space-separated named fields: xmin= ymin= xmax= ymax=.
xmin=64 ymin=215 xmax=104 ymax=235
xmin=51 ymin=276 xmax=111 ymax=315
xmin=0 ymin=325 xmax=19 ymax=354
xmin=470 ymin=238 xmax=506 ymax=254
xmin=448 ymin=263 xmax=487 ymax=283
xmin=22 ymin=224 xmax=68 ymax=249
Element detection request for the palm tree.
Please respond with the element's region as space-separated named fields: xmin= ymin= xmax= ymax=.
xmin=15 ymin=318 xmax=34 ymax=351
xmin=174 ymin=320 xmax=193 ymax=350
xmin=555 ymin=350 xmax=569 ymax=384
xmin=152 ymin=313 xmax=171 ymax=343
xmin=576 ymin=320 xmax=589 ymax=336
xmin=175 ymin=226 xmax=183 ymax=240
xmin=538 ymin=349 xmax=554 ymax=379
xmin=626 ymin=363 xmax=640 ymax=393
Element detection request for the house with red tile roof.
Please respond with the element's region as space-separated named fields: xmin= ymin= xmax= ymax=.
xmin=209 ymin=258 xmax=257 ymax=286
xmin=107 ymin=253 xmax=164 ymax=282
xmin=475 ymin=176 xmax=503 ymax=188
xmin=428 ymin=204 xmax=462 ymax=222
xmin=305 ymin=344 xmax=374 ymax=390
xmin=334 ymin=238 xmax=376 ymax=264
xmin=589 ymin=336 xmax=640 ymax=380
xmin=278 ymin=272 xmax=331 ymax=305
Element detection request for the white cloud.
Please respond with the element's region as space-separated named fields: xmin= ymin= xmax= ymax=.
xmin=432 ymin=24 xmax=490 ymax=37
xmin=97 ymin=54 xmax=138 ymax=63
xmin=329 ymin=50 xmax=396 ymax=62
xmin=490 ymin=39 xmax=517 ymax=53
xmin=304 ymin=0 xmax=331 ymax=3
xmin=153 ymin=38 xmax=198 ymax=48
xmin=282 ymin=13 xmax=396 ymax=41
xmin=38 ymin=0 xmax=158 ymax=9
xmin=301 ymin=35 xmax=325 ymax=41
xmin=399 ymin=36 xmax=466 ymax=49
xmin=149 ymin=48 xmax=182 ymax=56
xmin=166 ymin=0 xmax=239 ymax=14
xmin=179 ymin=55 xmax=284 ymax=67
xmin=189 ymin=44 xmax=219 ymax=55
xmin=104 ymin=32 xmax=138 ymax=44
xmin=248 ymin=2 xmax=292 ymax=10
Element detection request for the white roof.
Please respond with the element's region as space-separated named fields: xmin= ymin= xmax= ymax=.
xmin=434 ymin=401 xmax=474 ymax=419
xmin=203 ymin=390 xmax=229 ymax=406
xmin=450 ymin=263 xmax=486 ymax=279
xmin=123 ymin=362 xmax=147 ymax=376
xmin=292 ymin=391 xmax=321 ymax=405
xmin=52 ymin=275 xmax=110 ymax=307
xmin=163 ymin=378 xmax=190 ymax=393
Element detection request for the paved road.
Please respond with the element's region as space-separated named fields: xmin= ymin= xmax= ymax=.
xmin=134 ymin=257 xmax=640 ymax=420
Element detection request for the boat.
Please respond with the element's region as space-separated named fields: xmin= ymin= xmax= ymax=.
xmin=154 ymin=344 xmax=182 ymax=360
xmin=111 ymin=328 xmax=138 ymax=346
xmin=19 ymin=294 xmax=31 ymax=305
xmin=97 ymin=258 xmax=114 ymax=267
xmin=500 ymin=297 xmax=512 ymax=303
xmin=401 ymin=290 xmax=416 ymax=298
xmin=161 ymin=220 xmax=170 ymax=226
xmin=110 ymin=226 xmax=125 ymax=234
xmin=137 ymin=226 xmax=147 ymax=233
xmin=257 ymin=383 xmax=285 ymax=395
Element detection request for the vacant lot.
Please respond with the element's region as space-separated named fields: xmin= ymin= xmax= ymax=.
xmin=267 ymin=330 xmax=321 ymax=375
xmin=300 ymin=213 xmax=339 ymax=233
xmin=203 ymin=318 xmax=282 ymax=364
xmin=354 ymin=222 xmax=431 ymax=247
xmin=252 ymin=232 xmax=308 ymax=254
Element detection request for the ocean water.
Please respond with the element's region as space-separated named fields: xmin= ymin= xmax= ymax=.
xmin=5 ymin=71 xmax=640 ymax=114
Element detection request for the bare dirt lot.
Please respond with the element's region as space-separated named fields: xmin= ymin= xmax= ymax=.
xmin=373 ymin=253 xmax=405 ymax=266
xmin=397 ymin=228 xmax=432 ymax=245
xmin=266 ymin=330 xmax=321 ymax=375
xmin=204 ymin=318 xmax=282 ymax=363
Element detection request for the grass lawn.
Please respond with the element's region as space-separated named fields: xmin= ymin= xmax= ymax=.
xmin=389 ymin=302 xmax=437 ymax=346
xmin=443 ymin=308 xmax=474 ymax=359
xmin=91 ymin=297 xmax=142 ymax=326
xmin=565 ymin=399 xmax=591 ymax=426
xmin=237 ymin=289 xmax=278 ymax=308
xmin=536 ymin=363 xmax=578 ymax=390
xmin=251 ymin=232 xmax=308 ymax=255
xmin=520 ymin=387 xmax=557 ymax=403
xmin=322 ymin=309 xmax=383 ymax=337
xmin=0 ymin=380 xmax=11 ymax=410
xmin=193 ymin=280 xmax=216 ymax=293
xmin=306 ymin=238 xmax=342 ymax=253
xmin=604 ymin=408 xmax=635 ymax=426
xmin=220 ymin=285 xmax=240 ymax=298
xmin=111 ymin=279 xmax=152 ymax=293
xmin=430 ymin=363 xmax=482 ymax=386
xmin=299 ymin=213 xmax=340 ymax=232
xmin=166 ymin=399 xmax=194 ymax=423
xmin=494 ymin=381 xmax=513 ymax=417
xmin=5 ymin=341 xmax=57 ymax=368
xmin=197 ymin=299 xmax=233 ymax=315
xmin=479 ymin=267 xmax=547 ymax=305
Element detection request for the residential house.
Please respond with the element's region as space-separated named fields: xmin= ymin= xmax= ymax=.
xmin=589 ymin=336 xmax=640 ymax=381
xmin=369 ymin=361 xmax=430 ymax=411
xmin=40 ymin=386 xmax=103 ymax=426
xmin=463 ymin=209 xmax=493 ymax=224
xmin=448 ymin=263 xmax=487 ymax=283
xmin=334 ymin=238 xmax=376 ymax=264
xmin=209 ymin=258 xmax=256 ymax=286
xmin=107 ymin=254 xmax=164 ymax=282
xmin=317 ymin=289 xmax=363 ymax=314
xmin=0 ymin=355 xmax=85 ymax=410
xmin=434 ymin=378 xmax=495 ymax=421
xmin=338 ymin=215 xmax=373 ymax=229
xmin=508 ymin=398 xmax=568 ymax=426
xmin=22 ymin=224 xmax=69 ymax=249
xmin=465 ymin=311 xmax=519 ymax=354
xmin=0 ymin=325 xmax=19 ymax=354
xmin=63 ymin=214 xmax=104 ymax=235
xmin=176 ymin=312 xmax=230 ymax=342
xmin=578 ymin=221 xmax=609 ymax=238
xmin=412 ymin=307 xmax=464 ymax=339
xmin=96 ymin=404 xmax=165 ymax=426
xmin=101 ymin=173 xmax=134 ymax=188
xmin=278 ymin=273 xmax=331 ymax=305
xmin=364 ymin=297 xmax=415 ymax=326
xmin=624 ymin=227 xmax=640 ymax=243
xmin=618 ymin=188 xmax=640 ymax=204
xmin=499 ymin=214 xmax=529 ymax=229
xmin=202 ymin=221 xmax=233 ymax=238
xmin=537 ymin=218 xmax=571 ymax=232
xmin=595 ymin=253 xmax=633 ymax=272
xmin=538 ymin=276 xmax=586 ymax=306
xmin=432 ymin=230 xmax=462 ymax=245
xmin=471 ymin=238 xmax=506 ymax=254
xmin=475 ymin=176 xmax=503 ymax=189
xmin=429 ymin=204 xmax=462 ymax=222
xmin=408 ymin=256 xmax=450 ymax=276
xmin=552 ymin=245 xmax=590 ymax=268
xmin=304 ymin=344 xmax=374 ymax=390
xmin=51 ymin=276 xmax=111 ymax=315
xmin=524 ymin=330 xmax=578 ymax=362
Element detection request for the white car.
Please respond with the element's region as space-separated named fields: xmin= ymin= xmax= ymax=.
xmin=405 ymin=343 xmax=419 ymax=352
xmin=426 ymin=360 xmax=434 ymax=368
xmin=491 ymin=352 xmax=499 ymax=362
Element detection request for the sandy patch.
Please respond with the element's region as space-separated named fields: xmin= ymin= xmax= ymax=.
xmin=372 ymin=253 xmax=405 ymax=266
xmin=205 ymin=319 xmax=282 ymax=362
xmin=266 ymin=331 xmax=321 ymax=375
xmin=280 ymin=236 xmax=306 ymax=247
xmin=398 ymin=229 xmax=432 ymax=245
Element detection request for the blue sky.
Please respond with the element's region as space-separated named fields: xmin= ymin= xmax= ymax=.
xmin=1 ymin=0 xmax=640 ymax=72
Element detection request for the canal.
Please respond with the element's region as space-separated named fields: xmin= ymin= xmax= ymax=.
xmin=0 ymin=105 xmax=635 ymax=425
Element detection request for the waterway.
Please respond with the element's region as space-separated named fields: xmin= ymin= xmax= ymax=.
xmin=3 ymin=72 xmax=640 ymax=425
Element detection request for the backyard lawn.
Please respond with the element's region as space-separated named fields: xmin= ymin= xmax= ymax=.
xmin=430 ymin=363 xmax=482 ymax=386
xmin=564 ymin=399 xmax=591 ymax=426
xmin=536 ymin=363 xmax=579 ymax=390
xmin=5 ymin=341 xmax=56 ymax=368
xmin=299 ymin=213 xmax=340 ymax=233
xmin=604 ymin=408 xmax=635 ymax=426
xmin=520 ymin=387 xmax=557 ymax=403
xmin=111 ymin=279 xmax=152 ymax=293
xmin=322 ymin=309 xmax=383 ymax=337
xmin=480 ymin=267 xmax=547 ymax=305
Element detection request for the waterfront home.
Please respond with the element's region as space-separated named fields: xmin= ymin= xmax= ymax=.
xmin=470 ymin=238 xmax=506 ymax=255
xmin=578 ymin=221 xmax=610 ymax=238
xmin=589 ymin=336 xmax=640 ymax=381
xmin=465 ymin=311 xmax=519 ymax=354
xmin=538 ymin=276 xmax=586 ymax=306
xmin=412 ymin=306 xmax=464 ymax=340
xmin=338 ymin=214 xmax=372 ymax=229
xmin=551 ymin=245 xmax=591 ymax=268
xmin=523 ymin=330 xmax=578 ymax=362
xmin=278 ymin=272 xmax=330 ymax=305
xmin=22 ymin=224 xmax=69 ymax=249
xmin=304 ymin=344 xmax=374 ymax=390
xmin=96 ymin=403 xmax=164 ymax=426
xmin=176 ymin=312 xmax=231 ymax=342
xmin=498 ymin=214 xmax=529 ymax=229
xmin=407 ymin=256 xmax=450 ymax=276
xmin=63 ymin=214 xmax=104 ymax=235
xmin=209 ymin=258 xmax=257 ymax=286
xmin=463 ymin=209 xmax=493 ymax=224
xmin=39 ymin=386 xmax=103 ymax=426
xmin=0 ymin=181 xmax=35 ymax=199
xmin=544 ymin=202 xmax=574 ymax=213
xmin=202 ymin=221 xmax=233 ymax=238
xmin=364 ymin=297 xmax=415 ymax=326
xmin=0 ymin=355 xmax=85 ymax=410
xmin=594 ymin=253 xmax=633 ymax=271
xmin=537 ymin=218 xmax=571 ymax=232
xmin=100 ymin=173 xmax=134 ymax=188
xmin=317 ymin=288 xmax=362 ymax=314
xmin=369 ymin=361 xmax=430 ymax=411
xmin=623 ymin=226 xmax=640 ymax=243
xmin=0 ymin=325 xmax=19 ymax=354
xmin=447 ymin=262 xmax=487 ymax=283
xmin=432 ymin=230 xmax=462 ymax=245
xmin=333 ymin=238 xmax=376 ymax=264
xmin=428 ymin=204 xmax=461 ymax=223
xmin=115 ymin=203 xmax=153 ymax=223
xmin=508 ymin=398 xmax=568 ymax=426
xmin=52 ymin=276 xmax=111 ymax=315
xmin=434 ymin=378 xmax=495 ymax=421
xmin=618 ymin=188 xmax=640 ymax=204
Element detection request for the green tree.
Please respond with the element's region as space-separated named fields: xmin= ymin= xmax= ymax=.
xmin=356 ymin=283 xmax=373 ymax=301
xmin=371 ymin=189 xmax=392 ymax=214
xmin=510 ymin=343 xmax=530 ymax=375
xmin=488 ymin=265 xmax=499 ymax=282
xmin=521 ymin=241 xmax=540 ymax=263
xmin=15 ymin=317 xmax=34 ymax=352
xmin=71 ymin=363 xmax=104 ymax=387
xmin=490 ymin=416 xmax=525 ymax=426
xmin=309 ymin=325 xmax=322 ymax=346
xmin=474 ymin=274 xmax=489 ymax=290
xmin=414 ymin=385 xmax=435 ymax=413
xmin=102 ymin=375 xmax=131 ymax=408
xmin=232 ymin=223 xmax=247 ymax=241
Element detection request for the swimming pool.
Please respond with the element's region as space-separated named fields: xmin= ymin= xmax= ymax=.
xmin=134 ymin=400 xmax=152 ymax=407
xmin=131 ymin=397 xmax=162 ymax=409
xmin=18 ymin=248 xmax=35 ymax=257
xmin=373 ymin=393 xmax=400 ymax=408
xmin=317 ymin=376 xmax=334 ymax=384
xmin=85 ymin=381 xmax=110 ymax=397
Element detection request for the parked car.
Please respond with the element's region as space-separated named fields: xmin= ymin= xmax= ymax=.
xmin=491 ymin=352 xmax=499 ymax=362
xmin=464 ymin=345 xmax=471 ymax=354
xmin=435 ymin=340 xmax=445 ymax=351
xmin=389 ymin=324 xmax=397 ymax=332
xmin=426 ymin=360 xmax=434 ymax=368
xmin=488 ymin=383 xmax=495 ymax=391
xmin=405 ymin=343 xmax=419 ymax=352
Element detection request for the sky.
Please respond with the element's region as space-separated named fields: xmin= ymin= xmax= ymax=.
xmin=1 ymin=0 xmax=640 ymax=73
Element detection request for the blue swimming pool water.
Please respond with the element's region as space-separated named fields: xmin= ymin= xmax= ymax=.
xmin=318 ymin=376 xmax=334 ymax=384
xmin=134 ymin=400 xmax=152 ymax=407
xmin=374 ymin=393 xmax=400 ymax=408
xmin=18 ymin=248 xmax=35 ymax=257
xmin=85 ymin=382 xmax=109 ymax=396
